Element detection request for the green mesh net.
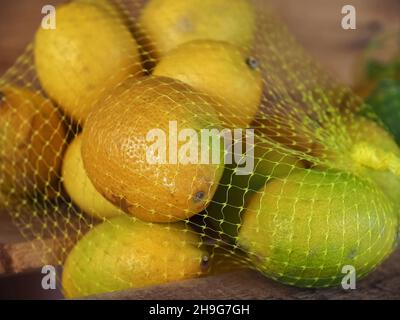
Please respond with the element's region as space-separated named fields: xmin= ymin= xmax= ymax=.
xmin=0 ymin=0 xmax=399 ymax=298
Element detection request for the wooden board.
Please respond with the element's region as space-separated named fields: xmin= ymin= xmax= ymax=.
xmin=0 ymin=0 xmax=399 ymax=299
xmin=0 ymin=213 xmax=58 ymax=274
xmin=0 ymin=211 xmax=80 ymax=275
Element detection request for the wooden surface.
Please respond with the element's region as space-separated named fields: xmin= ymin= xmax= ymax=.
xmin=0 ymin=0 xmax=399 ymax=299
xmin=0 ymin=213 xmax=57 ymax=274
xmin=0 ymin=211 xmax=78 ymax=275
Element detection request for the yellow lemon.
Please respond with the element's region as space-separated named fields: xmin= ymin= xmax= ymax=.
xmin=62 ymin=135 xmax=124 ymax=219
xmin=154 ymin=40 xmax=262 ymax=128
xmin=62 ymin=215 xmax=209 ymax=298
xmin=34 ymin=2 xmax=142 ymax=124
xmin=82 ymin=77 xmax=224 ymax=222
xmin=138 ymin=0 xmax=256 ymax=59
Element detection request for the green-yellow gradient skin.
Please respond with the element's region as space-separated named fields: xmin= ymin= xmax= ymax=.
xmin=62 ymin=216 xmax=208 ymax=298
xmin=238 ymin=170 xmax=398 ymax=288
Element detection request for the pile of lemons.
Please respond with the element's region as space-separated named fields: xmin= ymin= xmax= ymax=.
xmin=36 ymin=0 xmax=261 ymax=297
xmin=0 ymin=0 xmax=399 ymax=298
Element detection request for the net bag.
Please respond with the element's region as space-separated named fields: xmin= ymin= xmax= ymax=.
xmin=0 ymin=0 xmax=399 ymax=297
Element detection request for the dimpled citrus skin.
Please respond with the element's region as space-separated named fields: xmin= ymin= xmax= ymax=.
xmin=138 ymin=0 xmax=255 ymax=59
xmin=314 ymin=117 xmax=400 ymax=168
xmin=62 ymin=215 xmax=208 ymax=298
xmin=348 ymin=118 xmax=400 ymax=209
xmin=314 ymin=117 xmax=400 ymax=210
xmin=81 ymin=76 xmax=224 ymax=222
xmin=62 ymin=135 xmax=124 ymax=219
xmin=153 ymin=40 xmax=263 ymax=128
xmin=0 ymin=86 xmax=66 ymax=197
xmin=238 ymin=170 xmax=398 ymax=288
xmin=34 ymin=2 xmax=142 ymax=124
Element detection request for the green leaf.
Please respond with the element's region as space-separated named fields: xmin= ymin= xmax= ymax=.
xmin=366 ymin=78 xmax=400 ymax=145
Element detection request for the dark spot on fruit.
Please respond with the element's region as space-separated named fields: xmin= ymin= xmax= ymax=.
xmin=308 ymin=249 xmax=317 ymax=257
xmin=347 ymin=248 xmax=357 ymax=260
xmin=246 ymin=57 xmax=259 ymax=70
xmin=0 ymin=91 xmax=5 ymax=108
xmin=200 ymin=255 xmax=210 ymax=270
xmin=193 ymin=191 xmax=205 ymax=203
xmin=176 ymin=16 xmax=194 ymax=32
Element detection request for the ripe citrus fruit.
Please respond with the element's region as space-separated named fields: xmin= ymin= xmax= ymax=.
xmin=154 ymin=40 xmax=263 ymax=128
xmin=238 ymin=170 xmax=398 ymax=287
xmin=0 ymin=85 xmax=66 ymax=197
xmin=62 ymin=135 xmax=124 ymax=219
xmin=206 ymin=137 xmax=305 ymax=239
xmin=62 ymin=215 xmax=209 ymax=298
xmin=138 ymin=0 xmax=255 ymax=59
xmin=82 ymin=77 xmax=224 ymax=222
xmin=313 ymin=116 xmax=400 ymax=209
xmin=34 ymin=2 xmax=142 ymax=124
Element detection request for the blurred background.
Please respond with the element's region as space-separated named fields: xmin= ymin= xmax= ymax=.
xmin=0 ymin=0 xmax=399 ymax=84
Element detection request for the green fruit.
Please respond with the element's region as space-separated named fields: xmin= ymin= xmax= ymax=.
xmin=238 ymin=170 xmax=398 ymax=288
xmin=348 ymin=118 xmax=400 ymax=209
xmin=314 ymin=116 xmax=400 ymax=212
xmin=62 ymin=215 xmax=209 ymax=298
xmin=206 ymin=140 xmax=305 ymax=240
